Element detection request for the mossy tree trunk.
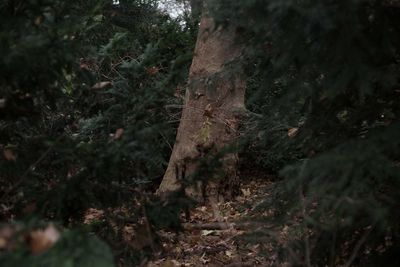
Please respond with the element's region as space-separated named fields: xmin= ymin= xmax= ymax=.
xmin=158 ymin=11 xmax=245 ymax=200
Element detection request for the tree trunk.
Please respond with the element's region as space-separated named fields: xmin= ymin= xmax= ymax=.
xmin=158 ymin=11 xmax=245 ymax=200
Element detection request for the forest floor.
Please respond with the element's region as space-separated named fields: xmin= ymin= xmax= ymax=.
xmin=145 ymin=175 xmax=287 ymax=267
xmin=0 ymin=174 xmax=289 ymax=267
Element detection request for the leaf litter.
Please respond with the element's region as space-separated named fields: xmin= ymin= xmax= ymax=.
xmin=145 ymin=177 xmax=280 ymax=267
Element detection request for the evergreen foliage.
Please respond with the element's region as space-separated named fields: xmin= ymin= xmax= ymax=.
xmin=209 ymin=0 xmax=400 ymax=265
xmin=1 ymin=224 xmax=114 ymax=267
xmin=1 ymin=0 xmax=196 ymax=264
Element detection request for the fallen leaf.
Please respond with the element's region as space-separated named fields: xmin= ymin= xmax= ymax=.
xmin=241 ymin=188 xmax=251 ymax=197
xmin=34 ymin=16 xmax=43 ymax=26
xmin=201 ymin=230 xmax=216 ymax=236
xmin=29 ymin=224 xmax=60 ymax=255
xmin=83 ymin=208 xmax=104 ymax=224
xmin=113 ymin=128 xmax=124 ymax=140
xmin=3 ymin=149 xmax=16 ymax=162
xmin=225 ymin=250 xmax=234 ymax=257
xmin=287 ymin=127 xmax=299 ymax=138
xmin=159 ymin=259 xmax=179 ymax=267
xmin=203 ymin=104 xmax=214 ymax=118
xmin=92 ymin=81 xmax=112 ymax=89
xmin=200 ymin=253 xmax=210 ymax=264
xmin=146 ymin=66 xmax=159 ymax=75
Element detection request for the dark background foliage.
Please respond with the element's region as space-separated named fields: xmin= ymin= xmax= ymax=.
xmin=1 ymin=0 xmax=196 ymax=265
xmin=209 ymin=0 xmax=400 ymax=265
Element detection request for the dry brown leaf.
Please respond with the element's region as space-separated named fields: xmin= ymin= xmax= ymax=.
xmin=203 ymin=103 xmax=214 ymax=118
xmin=29 ymin=224 xmax=60 ymax=255
xmin=201 ymin=230 xmax=216 ymax=236
xmin=287 ymin=127 xmax=299 ymax=138
xmin=241 ymin=188 xmax=251 ymax=197
xmin=92 ymin=81 xmax=112 ymax=90
xmin=113 ymin=128 xmax=124 ymax=140
xmin=34 ymin=16 xmax=43 ymax=26
xmin=3 ymin=149 xmax=16 ymax=162
xmin=146 ymin=66 xmax=159 ymax=75
xmin=83 ymin=208 xmax=104 ymax=224
xmin=162 ymin=259 xmax=181 ymax=267
xmin=199 ymin=206 xmax=207 ymax=212
xmin=225 ymin=250 xmax=234 ymax=257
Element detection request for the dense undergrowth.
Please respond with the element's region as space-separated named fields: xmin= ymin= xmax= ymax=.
xmin=210 ymin=0 xmax=400 ymax=265
xmin=1 ymin=0 xmax=196 ymax=265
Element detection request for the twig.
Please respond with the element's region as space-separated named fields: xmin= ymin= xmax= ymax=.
xmin=142 ymin=192 xmax=157 ymax=254
xmin=297 ymin=159 xmax=312 ymax=267
xmin=225 ymin=261 xmax=255 ymax=267
xmin=164 ymin=104 xmax=239 ymax=133
xmin=343 ymin=226 xmax=373 ymax=267
xmin=329 ymin=224 xmax=338 ymax=267
xmin=182 ymin=221 xmax=272 ymax=230
xmin=1 ymin=135 xmax=63 ymax=202
xmin=383 ymin=0 xmax=400 ymax=8
xmin=299 ymin=188 xmax=312 ymax=267
xmin=183 ymin=222 xmax=233 ymax=230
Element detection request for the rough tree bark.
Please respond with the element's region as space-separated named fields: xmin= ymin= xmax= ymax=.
xmin=158 ymin=10 xmax=245 ymax=200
